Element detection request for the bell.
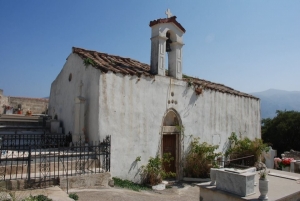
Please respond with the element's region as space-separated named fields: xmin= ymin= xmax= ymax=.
xmin=166 ymin=38 xmax=172 ymax=52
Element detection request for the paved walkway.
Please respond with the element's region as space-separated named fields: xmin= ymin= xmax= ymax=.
xmin=69 ymin=182 xmax=200 ymax=201
xmin=0 ymin=186 xmax=74 ymax=201
xmin=0 ymin=182 xmax=200 ymax=201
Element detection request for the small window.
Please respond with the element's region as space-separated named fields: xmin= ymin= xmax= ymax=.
xmin=68 ymin=73 xmax=72 ymax=82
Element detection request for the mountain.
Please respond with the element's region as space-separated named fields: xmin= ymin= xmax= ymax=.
xmin=250 ymin=89 xmax=300 ymax=119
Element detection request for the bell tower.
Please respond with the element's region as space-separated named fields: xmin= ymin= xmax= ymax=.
xmin=149 ymin=9 xmax=186 ymax=79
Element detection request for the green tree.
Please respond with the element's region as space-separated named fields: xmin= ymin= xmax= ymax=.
xmin=262 ymin=110 xmax=300 ymax=156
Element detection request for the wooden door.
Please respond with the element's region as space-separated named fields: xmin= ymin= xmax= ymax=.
xmin=162 ymin=134 xmax=176 ymax=174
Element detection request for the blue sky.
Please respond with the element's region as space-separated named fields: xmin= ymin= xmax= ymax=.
xmin=0 ymin=0 xmax=299 ymax=97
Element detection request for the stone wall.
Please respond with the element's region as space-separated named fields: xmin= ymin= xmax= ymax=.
xmin=0 ymin=89 xmax=9 ymax=114
xmin=9 ymin=97 xmax=48 ymax=114
xmin=0 ymin=89 xmax=48 ymax=115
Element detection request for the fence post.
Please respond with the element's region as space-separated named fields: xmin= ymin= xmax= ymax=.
xmin=28 ymin=146 xmax=31 ymax=182
xmin=105 ymin=135 xmax=111 ymax=172
xmin=109 ymin=135 xmax=111 ymax=171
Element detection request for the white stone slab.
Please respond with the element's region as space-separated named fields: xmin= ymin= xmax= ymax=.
xmin=224 ymin=167 xmax=256 ymax=174
xmin=268 ymin=172 xmax=300 ymax=180
xmin=198 ymin=169 xmax=300 ymax=201
xmin=263 ymin=147 xmax=277 ymax=169
xmin=215 ymin=169 xmax=256 ymax=197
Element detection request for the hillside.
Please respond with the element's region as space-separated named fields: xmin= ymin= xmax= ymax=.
xmin=251 ymin=89 xmax=300 ymax=119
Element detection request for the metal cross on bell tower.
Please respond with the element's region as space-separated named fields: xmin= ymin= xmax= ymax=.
xmin=165 ymin=9 xmax=172 ymax=18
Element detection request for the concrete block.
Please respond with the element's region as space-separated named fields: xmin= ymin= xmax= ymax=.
xmin=152 ymin=183 xmax=166 ymax=190
xmin=108 ymin=179 xmax=114 ymax=187
xmin=60 ymin=172 xmax=111 ymax=190
xmin=17 ymin=179 xmax=25 ymax=190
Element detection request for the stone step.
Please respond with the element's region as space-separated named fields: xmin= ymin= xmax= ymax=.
xmin=1 ymin=168 xmax=104 ymax=180
xmin=0 ymin=114 xmax=42 ymax=120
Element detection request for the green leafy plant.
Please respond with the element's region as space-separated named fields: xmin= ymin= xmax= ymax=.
xmin=228 ymin=132 xmax=238 ymax=144
xmin=69 ymin=193 xmax=79 ymax=200
xmin=225 ymin=132 xmax=270 ymax=163
xmin=141 ymin=153 xmax=176 ymax=185
xmin=135 ymin=156 xmax=141 ymax=162
xmin=83 ymin=58 xmax=95 ymax=67
xmin=22 ymin=194 xmax=52 ymax=201
xmin=113 ymin=177 xmax=151 ymax=191
xmin=185 ymin=137 xmax=221 ymax=178
xmin=212 ymin=161 xmax=220 ymax=168
xmin=187 ymin=79 xmax=193 ymax=87
xmin=262 ymin=110 xmax=300 ymax=157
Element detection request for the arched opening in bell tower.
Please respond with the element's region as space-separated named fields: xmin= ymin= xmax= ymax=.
xmin=165 ymin=30 xmax=175 ymax=76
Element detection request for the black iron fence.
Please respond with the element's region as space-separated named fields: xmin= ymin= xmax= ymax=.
xmin=0 ymin=134 xmax=110 ymax=188
xmin=0 ymin=133 xmax=70 ymax=150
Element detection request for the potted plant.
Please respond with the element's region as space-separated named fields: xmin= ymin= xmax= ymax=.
xmin=258 ymin=163 xmax=269 ymax=201
xmin=274 ymin=157 xmax=294 ymax=171
xmin=26 ymin=110 xmax=32 ymax=116
xmin=281 ymin=158 xmax=294 ymax=172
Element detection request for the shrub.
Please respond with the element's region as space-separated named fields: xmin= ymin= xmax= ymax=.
xmin=69 ymin=193 xmax=79 ymax=200
xmin=225 ymin=132 xmax=269 ymax=163
xmin=113 ymin=177 xmax=150 ymax=191
xmin=22 ymin=194 xmax=52 ymax=201
xmin=185 ymin=137 xmax=221 ymax=178
xmin=141 ymin=153 xmax=176 ymax=185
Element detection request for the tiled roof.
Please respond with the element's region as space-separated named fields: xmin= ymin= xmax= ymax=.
xmin=72 ymin=47 xmax=258 ymax=100
xmin=183 ymin=77 xmax=259 ymax=100
xmin=149 ymin=16 xmax=186 ymax=33
xmin=73 ymin=47 xmax=152 ymax=77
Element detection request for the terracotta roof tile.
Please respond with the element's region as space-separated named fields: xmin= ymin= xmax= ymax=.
xmin=149 ymin=16 xmax=186 ymax=33
xmin=72 ymin=47 xmax=258 ymax=100
xmin=184 ymin=77 xmax=258 ymax=100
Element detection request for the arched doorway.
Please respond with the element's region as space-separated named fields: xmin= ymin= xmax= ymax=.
xmin=161 ymin=109 xmax=182 ymax=179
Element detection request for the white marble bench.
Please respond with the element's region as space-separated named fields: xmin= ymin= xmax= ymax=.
xmin=215 ymin=167 xmax=256 ymax=197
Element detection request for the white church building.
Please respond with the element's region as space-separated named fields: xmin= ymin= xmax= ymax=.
xmin=49 ymin=11 xmax=260 ymax=181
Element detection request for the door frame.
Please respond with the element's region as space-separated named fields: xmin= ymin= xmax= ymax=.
xmin=161 ymin=108 xmax=183 ymax=180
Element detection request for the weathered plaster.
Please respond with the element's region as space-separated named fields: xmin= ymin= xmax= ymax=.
xmin=49 ymin=53 xmax=260 ymax=183
xmin=97 ymin=72 xmax=260 ymax=182
xmin=49 ymin=53 xmax=100 ymax=138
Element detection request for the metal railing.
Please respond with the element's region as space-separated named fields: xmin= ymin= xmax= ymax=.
xmin=0 ymin=133 xmax=70 ymax=150
xmin=225 ymin=155 xmax=255 ymax=169
xmin=210 ymin=155 xmax=255 ymax=169
xmin=0 ymin=134 xmax=111 ymax=188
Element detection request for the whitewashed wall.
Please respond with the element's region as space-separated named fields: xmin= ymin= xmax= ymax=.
xmin=50 ymin=54 xmax=260 ymax=182
xmin=98 ymin=72 xmax=260 ymax=182
xmin=49 ymin=53 xmax=101 ymax=139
